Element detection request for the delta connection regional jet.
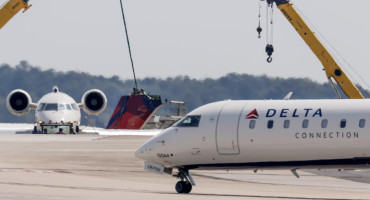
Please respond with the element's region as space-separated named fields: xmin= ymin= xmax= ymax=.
xmin=136 ymin=98 xmax=370 ymax=193
xmin=6 ymin=86 xmax=107 ymax=134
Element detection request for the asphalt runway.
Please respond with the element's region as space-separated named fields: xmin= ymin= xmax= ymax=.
xmin=0 ymin=134 xmax=369 ymax=200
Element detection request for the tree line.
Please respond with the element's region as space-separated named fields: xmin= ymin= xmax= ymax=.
xmin=0 ymin=61 xmax=358 ymax=127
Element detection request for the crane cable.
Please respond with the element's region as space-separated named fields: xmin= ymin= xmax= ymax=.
xmin=119 ymin=0 xmax=138 ymax=89
xmin=256 ymin=0 xmax=263 ymax=38
xmin=265 ymin=1 xmax=274 ymax=63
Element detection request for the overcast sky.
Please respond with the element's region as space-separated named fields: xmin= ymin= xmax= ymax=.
xmin=1 ymin=0 xmax=370 ymax=87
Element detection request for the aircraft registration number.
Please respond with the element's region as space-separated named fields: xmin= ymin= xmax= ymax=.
xmin=144 ymin=161 xmax=164 ymax=174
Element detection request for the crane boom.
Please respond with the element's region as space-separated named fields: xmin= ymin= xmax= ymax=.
xmin=0 ymin=0 xmax=31 ymax=30
xmin=270 ymin=0 xmax=364 ymax=99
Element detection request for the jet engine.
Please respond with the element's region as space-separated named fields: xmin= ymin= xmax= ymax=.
xmin=6 ymin=89 xmax=35 ymax=116
xmin=81 ymin=89 xmax=107 ymax=116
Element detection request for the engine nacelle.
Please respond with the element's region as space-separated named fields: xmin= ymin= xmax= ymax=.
xmin=81 ymin=89 xmax=107 ymax=116
xmin=6 ymin=89 xmax=35 ymax=116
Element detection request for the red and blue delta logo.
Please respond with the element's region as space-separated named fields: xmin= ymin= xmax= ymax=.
xmin=246 ymin=109 xmax=259 ymax=119
xmin=245 ymin=108 xmax=323 ymax=119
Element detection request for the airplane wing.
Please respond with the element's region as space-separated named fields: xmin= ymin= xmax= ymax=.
xmin=305 ymin=169 xmax=370 ymax=184
xmin=0 ymin=123 xmax=34 ymax=134
xmin=81 ymin=126 xmax=162 ymax=136
xmin=0 ymin=123 xmax=162 ymax=136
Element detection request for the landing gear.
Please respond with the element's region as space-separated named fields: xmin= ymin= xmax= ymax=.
xmin=32 ymin=126 xmax=37 ymax=134
xmin=173 ymin=168 xmax=195 ymax=194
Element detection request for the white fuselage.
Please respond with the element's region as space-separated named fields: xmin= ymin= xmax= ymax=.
xmin=33 ymin=91 xmax=82 ymax=134
xmin=35 ymin=92 xmax=81 ymax=124
xmin=136 ymin=99 xmax=370 ymax=170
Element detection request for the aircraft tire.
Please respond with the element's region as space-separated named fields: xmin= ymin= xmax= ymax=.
xmin=175 ymin=181 xmax=192 ymax=194
xmin=175 ymin=181 xmax=184 ymax=193
xmin=183 ymin=181 xmax=192 ymax=193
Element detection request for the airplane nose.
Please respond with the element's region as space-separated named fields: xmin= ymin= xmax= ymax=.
xmin=135 ymin=145 xmax=145 ymax=160
xmin=135 ymin=140 xmax=153 ymax=161
xmin=135 ymin=134 xmax=165 ymax=162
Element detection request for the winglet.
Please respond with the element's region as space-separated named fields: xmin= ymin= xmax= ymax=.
xmin=283 ymin=92 xmax=293 ymax=100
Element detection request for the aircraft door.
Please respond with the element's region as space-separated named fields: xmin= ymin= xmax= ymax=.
xmin=216 ymin=101 xmax=246 ymax=155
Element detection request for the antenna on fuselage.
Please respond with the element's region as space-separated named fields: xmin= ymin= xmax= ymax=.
xmin=53 ymin=86 xmax=59 ymax=93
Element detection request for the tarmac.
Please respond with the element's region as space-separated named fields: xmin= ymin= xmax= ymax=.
xmin=0 ymin=134 xmax=369 ymax=200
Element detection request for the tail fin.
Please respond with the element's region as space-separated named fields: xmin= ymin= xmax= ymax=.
xmin=106 ymin=94 xmax=162 ymax=129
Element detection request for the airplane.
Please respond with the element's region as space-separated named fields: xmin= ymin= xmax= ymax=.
xmin=6 ymin=86 xmax=107 ymax=134
xmin=135 ymin=98 xmax=370 ymax=193
xmin=134 ymin=0 xmax=370 ymax=193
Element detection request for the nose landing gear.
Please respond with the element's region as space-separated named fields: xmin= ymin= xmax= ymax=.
xmin=175 ymin=180 xmax=192 ymax=193
xmin=173 ymin=168 xmax=195 ymax=194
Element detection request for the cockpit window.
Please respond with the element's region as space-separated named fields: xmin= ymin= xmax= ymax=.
xmin=59 ymin=104 xmax=66 ymax=110
xmin=37 ymin=103 xmax=46 ymax=111
xmin=44 ymin=103 xmax=58 ymax=111
xmin=176 ymin=115 xmax=201 ymax=127
xmin=71 ymin=103 xmax=79 ymax=111
xmin=65 ymin=104 xmax=72 ymax=110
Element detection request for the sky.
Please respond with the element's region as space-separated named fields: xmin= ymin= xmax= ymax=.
xmin=1 ymin=0 xmax=370 ymax=87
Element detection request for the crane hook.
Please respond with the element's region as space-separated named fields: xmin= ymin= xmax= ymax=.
xmin=267 ymin=56 xmax=273 ymax=63
xmin=257 ymin=26 xmax=262 ymax=38
xmin=265 ymin=44 xmax=274 ymax=63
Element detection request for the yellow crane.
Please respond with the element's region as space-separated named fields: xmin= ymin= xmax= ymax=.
xmin=0 ymin=0 xmax=31 ymax=30
xmin=267 ymin=0 xmax=364 ymax=99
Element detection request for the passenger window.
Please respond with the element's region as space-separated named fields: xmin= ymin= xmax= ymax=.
xmin=249 ymin=120 xmax=256 ymax=129
xmin=65 ymin=104 xmax=72 ymax=110
xmin=283 ymin=120 xmax=290 ymax=129
xmin=359 ymin=119 xmax=366 ymax=128
xmin=59 ymin=104 xmax=66 ymax=110
xmin=37 ymin=103 xmax=46 ymax=111
xmin=340 ymin=119 xmax=346 ymax=128
xmin=321 ymin=119 xmax=328 ymax=128
xmin=71 ymin=103 xmax=79 ymax=111
xmin=302 ymin=119 xmax=309 ymax=128
xmin=44 ymin=103 xmax=58 ymax=111
xmin=176 ymin=115 xmax=201 ymax=127
xmin=267 ymin=120 xmax=274 ymax=129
